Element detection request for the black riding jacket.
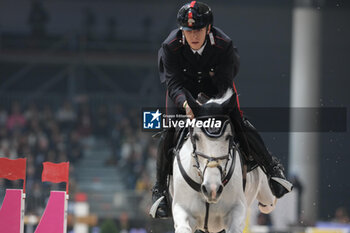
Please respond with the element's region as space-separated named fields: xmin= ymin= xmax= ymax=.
xmin=158 ymin=26 xmax=240 ymax=109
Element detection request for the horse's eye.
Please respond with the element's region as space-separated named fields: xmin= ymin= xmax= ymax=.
xmin=193 ymin=134 xmax=199 ymax=141
xmin=225 ymin=135 xmax=232 ymax=141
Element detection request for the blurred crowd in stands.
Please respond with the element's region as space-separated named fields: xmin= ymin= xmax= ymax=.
xmin=0 ymin=99 xmax=157 ymax=218
xmin=1 ymin=0 xmax=156 ymax=52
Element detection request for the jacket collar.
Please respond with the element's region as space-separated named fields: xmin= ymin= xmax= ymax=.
xmin=190 ymin=40 xmax=207 ymax=55
xmin=182 ymin=36 xmax=214 ymax=68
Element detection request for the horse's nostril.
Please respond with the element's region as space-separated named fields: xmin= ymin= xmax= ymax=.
xmin=217 ymin=185 xmax=223 ymax=196
xmin=201 ymin=185 xmax=208 ymax=195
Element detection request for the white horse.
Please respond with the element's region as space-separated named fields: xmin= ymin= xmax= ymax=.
xmin=169 ymin=89 xmax=277 ymax=233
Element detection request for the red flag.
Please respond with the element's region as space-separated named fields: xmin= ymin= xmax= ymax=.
xmin=42 ymin=162 xmax=69 ymax=184
xmin=0 ymin=158 xmax=26 ymax=180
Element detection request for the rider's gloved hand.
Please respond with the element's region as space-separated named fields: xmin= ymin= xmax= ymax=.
xmin=183 ymin=101 xmax=194 ymax=119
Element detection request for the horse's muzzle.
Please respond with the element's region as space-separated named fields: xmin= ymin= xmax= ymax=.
xmin=201 ymin=183 xmax=224 ymax=203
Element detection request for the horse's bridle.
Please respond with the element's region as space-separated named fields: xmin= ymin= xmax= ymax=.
xmin=173 ymin=116 xmax=238 ymax=233
xmin=188 ymin=117 xmax=235 ymax=184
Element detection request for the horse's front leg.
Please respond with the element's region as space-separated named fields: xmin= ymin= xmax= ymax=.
xmin=226 ymin=202 xmax=246 ymax=233
xmin=172 ymin=203 xmax=196 ymax=233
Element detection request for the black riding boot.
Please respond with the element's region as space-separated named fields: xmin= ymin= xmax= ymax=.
xmin=150 ymin=129 xmax=174 ymax=218
xmin=242 ymin=119 xmax=293 ymax=198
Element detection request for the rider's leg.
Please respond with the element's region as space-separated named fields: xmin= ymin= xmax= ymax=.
xmin=151 ymin=128 xmax=175 ymax=218
xmin=150 ymin=92 xmax=179 ymax=218
xmin=230 ymin=83 xmax=293 ymax=198
xmin=241 ymin=119 xmax=293 ymax=198
xmin=155 ymin=130 xmax=174 ymax=189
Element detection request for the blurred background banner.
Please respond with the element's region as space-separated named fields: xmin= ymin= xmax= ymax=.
xmin=0 ymin=0 xmax=349 ymax=232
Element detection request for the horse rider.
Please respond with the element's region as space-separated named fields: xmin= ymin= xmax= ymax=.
xmin=151 ymin=1 xmax=293 ymax=218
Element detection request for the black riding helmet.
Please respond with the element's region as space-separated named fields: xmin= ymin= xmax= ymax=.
xmin=177 ymin=1 xmax=213 ymax=31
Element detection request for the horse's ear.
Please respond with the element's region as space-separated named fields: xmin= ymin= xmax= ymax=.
xmin=222 ymin=89 xmax=237 ymax=113
xmin=184 ymin=90 xmax=200 ymax=116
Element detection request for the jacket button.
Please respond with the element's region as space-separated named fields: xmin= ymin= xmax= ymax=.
xmin=198 ymin=71 xmax=202 ymax=74
xmin=183 ymin=69 xmax=187 ymax=72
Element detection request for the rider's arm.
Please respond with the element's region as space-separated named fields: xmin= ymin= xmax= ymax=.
xmin=214 ymin=41 xmax=240 ymax=95
xmin=162 ymin=43 xmax=188 ymax=109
